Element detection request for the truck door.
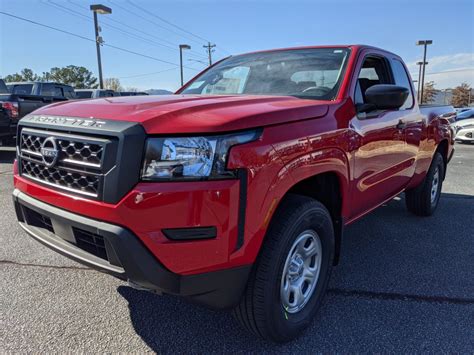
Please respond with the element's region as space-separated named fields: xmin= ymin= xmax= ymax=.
xmin=349 ymin=52 xmax=417 ymax=219
xmin=389 ymin=57 xmax=423 ymax=180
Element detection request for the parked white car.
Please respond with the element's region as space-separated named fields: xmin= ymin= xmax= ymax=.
xmin=453 ymin=118 xmax=474 ymax=143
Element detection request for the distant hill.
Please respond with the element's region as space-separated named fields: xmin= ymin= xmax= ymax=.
xmin=145 ymin=89 xmax=173 ymax=95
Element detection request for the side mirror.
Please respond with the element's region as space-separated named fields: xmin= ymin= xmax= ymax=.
xmin=364 ymin=84 xmax=409 ymax=111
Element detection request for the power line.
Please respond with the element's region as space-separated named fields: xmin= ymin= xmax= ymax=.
xmin=46 ymin=0 xmax=207 ymax=61
xmin=107 ymin=0 xmax=209 ymax=59
xmin=126 ymin=0 xmax=209 ymax=43
xmin=67 ymin=0 xmax=206 ymax=60
xmin=124 ymin=0 xmax=232 ymax=56
xmin=410 ymin=68 xmax=474 ymax=78
xmin=118 ymin=67 xmax=178 ymax=79
xmin=67 ymin=0 xmax=208 ymax=60
xmin=0 ymin=11 xmax=199 ymax=71
xmin=45 ymin=0 xmax=174 ymax=51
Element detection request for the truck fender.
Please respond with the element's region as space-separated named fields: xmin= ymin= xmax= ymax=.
xmin=254 ymin=147 xmax=350 ymax=265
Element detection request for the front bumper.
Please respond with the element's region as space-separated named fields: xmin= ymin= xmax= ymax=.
xmin=13 ymin=189 xmax=251 ymax=309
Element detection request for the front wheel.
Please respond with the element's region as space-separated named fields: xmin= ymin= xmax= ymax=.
xmin=405 ymin=152 xmax=445 ymax=216
xmin=233 ymin=194 xmax=334 ymax=342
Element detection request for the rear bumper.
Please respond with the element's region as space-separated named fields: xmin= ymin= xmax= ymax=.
xmin=13 ymin=189 xmax=251 ymax=309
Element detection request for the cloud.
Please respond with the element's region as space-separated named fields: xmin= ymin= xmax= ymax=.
xmin=407 ymin=53 xmax=473 ymax=72
xmin=407 ymin=53 xmax=474 ymax=89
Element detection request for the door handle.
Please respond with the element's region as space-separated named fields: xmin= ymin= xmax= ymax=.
xmin=396 ymin=120 xmax=406 ymax=130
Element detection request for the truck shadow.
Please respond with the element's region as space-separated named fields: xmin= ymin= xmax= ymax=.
xmin=118 ymin=192 xmax=474 ymax=352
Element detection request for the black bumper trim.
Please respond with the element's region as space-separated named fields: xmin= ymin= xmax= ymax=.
xmin=162 ymin=226 xmax=216 ymax=241
xmin=13 ymin=189 xmax=251 ymax=309
xmin=235 ymin=169 xmax=248 ymax=251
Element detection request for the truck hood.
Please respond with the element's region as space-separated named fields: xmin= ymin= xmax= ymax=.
xmin=33 ymin=95 xmax=329 ymax=134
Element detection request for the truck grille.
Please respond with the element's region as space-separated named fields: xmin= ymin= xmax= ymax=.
xmin=21 ymin=160 xmax=100 ymax=197
xmin=19 ymin=128 xmax=113 ymax=199
xmin=21 ymin=133 xmax=104 ymax=167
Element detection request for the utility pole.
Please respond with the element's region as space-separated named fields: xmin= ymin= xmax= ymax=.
xmin=416 ymin=40 xmax=433 ymax=105
xmin=90 ymin=4 xmax=112 ymax=89
xmin=203 ymin=42 xmax=216 ymax=66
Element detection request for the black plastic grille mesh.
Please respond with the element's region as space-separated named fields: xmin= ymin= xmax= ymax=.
xmin=21 ymin=160 xmax=100 ymax=196
xmin=73 ymin=227 xmax=108 ymax=260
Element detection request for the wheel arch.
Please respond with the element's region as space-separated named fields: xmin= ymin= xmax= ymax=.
xmin=260 ymin=148 xmax=350 ymax=266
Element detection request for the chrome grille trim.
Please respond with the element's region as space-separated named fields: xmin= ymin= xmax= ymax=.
xmin=20 ymin=128 xmax=108 ymax=169
xmin=18 ymin=128 xmax=112 ymax=199
xmin=62 ymin=158 xmax=101 ymax=168
xmin=22 ymin=173 xmax=98 ymax=197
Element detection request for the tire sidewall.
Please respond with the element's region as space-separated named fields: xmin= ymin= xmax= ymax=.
xmin=426 ymin=153 xmax=445 ymax=213
xmin=261 ymin=204 xmax=334 ymax=341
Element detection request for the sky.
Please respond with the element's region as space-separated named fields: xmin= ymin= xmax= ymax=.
xmin=1 ymin=0 xmax=473 ymax=92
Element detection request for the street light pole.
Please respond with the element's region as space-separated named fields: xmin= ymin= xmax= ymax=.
xmin=90 ymin=4 xmax=112 ymax=89
xmin=416 ymin=40 xmax=433 ymax=104
xmin=416 ymin=61 xmax=427 ymax=102
xmin=179 ymin=44 xmax=191 ymax=87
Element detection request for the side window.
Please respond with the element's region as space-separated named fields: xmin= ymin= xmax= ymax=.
xmin=64 ymin=87 xmax=75 ymax=99
xmin=10 ymin=84 xmax=33 ymax=95
xmin=355 ymin=56 xmax=392 ymax=105
xmin=390 ymin=59 xmax=414 ymax=109
xmin=53 ymin=86 xmax=64 ymax=98
xmin=41 ymin=83 xmax=55 ymax=96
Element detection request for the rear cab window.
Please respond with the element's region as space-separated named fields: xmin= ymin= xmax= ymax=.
xmin=7 ymin=84 xmax=34 ymax=95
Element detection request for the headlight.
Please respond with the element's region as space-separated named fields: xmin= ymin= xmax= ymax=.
xmin=141 ymin=130 xmax=260 ymax=181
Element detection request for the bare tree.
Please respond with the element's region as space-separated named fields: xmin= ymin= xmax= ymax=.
xmin=451 ymin=82 xmax=471 ymax=108
xmin=422 ymin=81 xmax=437 ymax=104
xmin=104 ymin=78 xmax=123 ymax=92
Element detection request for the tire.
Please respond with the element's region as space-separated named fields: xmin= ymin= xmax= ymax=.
xmin=233 ymin=194 xmax=334 ymax=342
xmin=405 ymin=152 xmax=445 ymax=216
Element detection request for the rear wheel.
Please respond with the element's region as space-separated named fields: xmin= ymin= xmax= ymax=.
xmin=233 ymin=194 xmax=334 ymax=342
xmin=405 ymin=152 xmax=445 ymax=216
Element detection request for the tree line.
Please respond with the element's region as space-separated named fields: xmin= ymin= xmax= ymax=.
xmin=2 ymin=66 xmax=136 ymax=92
xmin=420 ymin=81 xmax=471 ymax=107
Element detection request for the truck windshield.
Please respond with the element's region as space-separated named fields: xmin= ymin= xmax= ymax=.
xmin=181 ymin=48 xmax=350 ymax=100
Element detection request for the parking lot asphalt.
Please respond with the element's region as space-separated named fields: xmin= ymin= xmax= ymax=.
xmin=1 ymin=143 xmax=473 ymax=353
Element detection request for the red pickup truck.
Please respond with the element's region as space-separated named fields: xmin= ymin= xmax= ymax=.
xmin=13 ymin=45 xmax=454 ymax=342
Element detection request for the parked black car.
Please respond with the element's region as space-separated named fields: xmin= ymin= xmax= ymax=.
xmin=0 ymin=81 xmax=75 ymax=144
